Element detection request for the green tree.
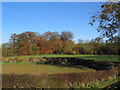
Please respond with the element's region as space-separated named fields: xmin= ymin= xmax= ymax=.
xmin=73 ymin=44 xmax=85 ymax=54
xmin=63 ymin=40 xmax=75 ymax=54
xmin=2 ymin=43 xmax=9 ymax=57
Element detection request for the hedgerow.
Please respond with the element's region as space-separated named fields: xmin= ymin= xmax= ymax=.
xmin=2 ymin=66 xmax=120 ymax=88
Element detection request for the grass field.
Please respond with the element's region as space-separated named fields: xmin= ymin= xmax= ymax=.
xmin=2 ymin=64 xmax=94 ymax=74
xmin=19 ymin=55 xmax=119 ymax=62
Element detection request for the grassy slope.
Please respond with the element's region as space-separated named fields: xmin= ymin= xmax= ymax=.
xmin=19 ymin=55 xmax=119 ymax=62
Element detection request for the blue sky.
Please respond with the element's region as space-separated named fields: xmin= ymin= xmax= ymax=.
xmin=2 ymin=2 xmax=101 ymax=43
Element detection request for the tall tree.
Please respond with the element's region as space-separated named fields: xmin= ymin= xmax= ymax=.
xmin=60 ymin=31 xmax=74 ymax=41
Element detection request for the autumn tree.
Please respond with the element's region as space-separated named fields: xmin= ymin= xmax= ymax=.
xmin=89 ymin=1 xmax=120 ymax=41
xmin=8 ymin=31 xmax=41 ymax=56
xmin=41 ymin=31 xmax=60 ymax=54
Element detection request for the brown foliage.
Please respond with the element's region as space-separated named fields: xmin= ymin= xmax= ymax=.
xmin=54 ymin=66 xmax=119 ymax=84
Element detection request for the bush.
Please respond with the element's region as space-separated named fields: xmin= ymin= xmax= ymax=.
xmin=2 ymin=57 xmax=10 ymax=62
xmin=16 ymin=57 xmax=25 ymax=63
xmin=2 ymin=57 xmax=46 ymax=64
xmin=32 ymin=57 xmax=46 ymax=64
xmin=9 ymin=57 xmax=17 ymax=63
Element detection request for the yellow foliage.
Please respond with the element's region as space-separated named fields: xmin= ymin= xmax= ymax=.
xmin=17 ymin=57 xmax=25 ymax=61
xmin=2 ymin=57 xmax=10 ymax=62
xmin=71 ymin=51 xmax=77 ymax=55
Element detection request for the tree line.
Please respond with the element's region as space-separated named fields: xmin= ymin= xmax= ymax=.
xmin=2 ymin=31 xmax=120 ymax=57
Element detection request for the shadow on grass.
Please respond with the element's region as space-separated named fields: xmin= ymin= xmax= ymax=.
xmin=37 ymin=57 xmax=120 ymax=71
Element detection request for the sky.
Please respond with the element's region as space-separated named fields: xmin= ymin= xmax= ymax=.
xmin=2 ymin=0 xmax=109 ymax=2
xmin=2 ymin=2 xmax=102 ymax=44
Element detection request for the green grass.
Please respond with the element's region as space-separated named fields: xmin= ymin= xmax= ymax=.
xmin=76 ymin=76 xmax=120 ymax=88
xmin=16 ymin=54 xmax=93 ymax=57
xmin=18 ymin=54 xmax=119 ymax=62
xmin=2 ymin=64 xmax=94 ymax=74
xmin=91 ymin=76 xmax=120 ymax=88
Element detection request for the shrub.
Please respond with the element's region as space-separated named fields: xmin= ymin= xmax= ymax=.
xmin=2 ymin=57 xmax=46 ymax=64
xmin=2 ymin=57 xmax=10 ymax=62
xmin=9 ymin=57 xmax=17 ymax=63
xmin=16 ymin=57 xmax=25 ymax=62
xmin=32 ymin=57 xmax=46 ymax=64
